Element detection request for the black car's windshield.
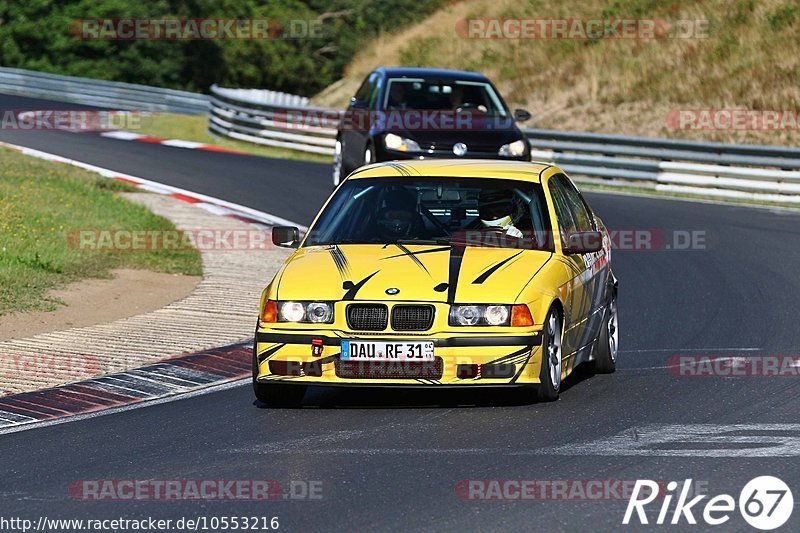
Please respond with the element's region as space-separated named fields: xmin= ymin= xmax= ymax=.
xmin=304 ymin=177 xmax=553 ymax=250
xmin=382 ymin=78 xmax=508 ymax=117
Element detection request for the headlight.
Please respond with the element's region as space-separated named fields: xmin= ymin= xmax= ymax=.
xmin=484 ymin=305 xmax=510 ymax=326
xmin=278 ymin=301 xmax=335 ymax=323
xmin=451 ymin=305 xmax=483 ymax=326
xmin=384 ymin=133 xmax=421 ymax=152
xmin=449 ymin=304 xmax=532 ymax=326
xmin=280 ymin=302 xmax=306 ymax=322
xmin=498 ymin=139 xmax=526 ymax=157
xmin=306 ymin=302 xmax=334 ymax=323
xmin=450 ymin=304 xmax=511 ymax=326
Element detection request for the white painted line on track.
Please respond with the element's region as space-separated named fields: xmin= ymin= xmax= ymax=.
xmin=0 ymin=378 xmax=248 ymax=437
xmin=622 ymin=356 xmax=755 ymax=371
xmin=620 ymin=348 xmax=763 ymax=354
xmin=540 ymin=424 xmax=800 ymax=457
xmin=100 ymin=131 xmax=146 ymax=141
xmin=160 ymin=139 xmax=206 ymax=149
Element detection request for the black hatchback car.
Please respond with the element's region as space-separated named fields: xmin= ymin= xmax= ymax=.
xmin=332 ymin=67 xmax=532 ymax=186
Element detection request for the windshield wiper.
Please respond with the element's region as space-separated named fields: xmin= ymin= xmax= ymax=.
xmin=389 ymin=238 xmax=450 ymax=246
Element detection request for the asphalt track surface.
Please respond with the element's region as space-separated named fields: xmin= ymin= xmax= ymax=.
xmin=2 ymin=94 xmax=800 ymax=531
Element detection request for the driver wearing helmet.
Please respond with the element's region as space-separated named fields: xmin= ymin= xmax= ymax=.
xmin=377 ymin=188 xmax=421 ymax=239
xmin=478 ymin=189 xmax=523 ymax=238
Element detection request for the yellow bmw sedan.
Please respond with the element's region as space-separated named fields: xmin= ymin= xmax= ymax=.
xmin=254 ymin=160 xmax=618 ymax=406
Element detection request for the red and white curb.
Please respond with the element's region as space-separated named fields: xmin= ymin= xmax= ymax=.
xmin=0 ymin=140 xmax=307 ymax=231
xmin=0 ymin=343 xmax=253 ymax=435
xmin=99 ymin=130 xmax=249 ymax=155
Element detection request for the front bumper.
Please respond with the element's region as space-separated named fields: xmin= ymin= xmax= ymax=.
xmin=254 ymin=329 xmax=544 ymax=386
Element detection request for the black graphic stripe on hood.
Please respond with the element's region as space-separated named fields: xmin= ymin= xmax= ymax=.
xmin=385 ymin=162 xmax=419 ymax=176
xmin=472 ymin=250 xmax=525 ymax=284
xmin=447 ymin=244 xmax=466 ymax=303
xmin=382 ymin=246 xmax=450 ymax=260
xmin=328 ymin=246 xmax=350 ymax=279
xmin=257 ymin=343 xmax=286 ymax=364
xmin=343 ymin=271 xmax=379 ymax=300
xmin=389 ymin=243 xmax=431 ymax=275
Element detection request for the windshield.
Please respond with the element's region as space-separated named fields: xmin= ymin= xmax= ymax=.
xmin=382 ymin=78 xmax=508 ymax=116
xmin=304 ymin=177 xmax=553 ymax=250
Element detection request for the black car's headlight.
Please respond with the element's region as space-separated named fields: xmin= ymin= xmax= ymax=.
xmin=449 ymin=304 xmax=534 ymax=327
xmin=384 ymin=133 xmax=421 ymax=153
xmin=498 ymin=139 xmax=526 ymax=157
xmin=278 ymin=301 xmax=334 ymax=323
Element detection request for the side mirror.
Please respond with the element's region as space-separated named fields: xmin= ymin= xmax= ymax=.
xmin=563 ymin=231 xmax=603 ymax=254
xmin=514 ymin=108 xmax=532 ymax=122
xmin=272 ymin=226 xmax=300 ymax=248
xmin=350 ymin=97 xmax=368 ymax=109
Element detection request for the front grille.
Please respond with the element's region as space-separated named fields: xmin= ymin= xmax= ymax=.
xmin=346 ymin=304 xmax=388 ymax=331
xmin=391 ymin=305 xmax=435 ymax=331
xmin=335 ymin=358 xmax=444 ymax=379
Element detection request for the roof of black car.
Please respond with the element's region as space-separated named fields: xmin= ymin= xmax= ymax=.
xmin=375 ymin=67 xmax=489 ymax=81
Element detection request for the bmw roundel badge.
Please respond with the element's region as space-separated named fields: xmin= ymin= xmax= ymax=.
xmin=385 ymin=288 xmax=400 ymax=295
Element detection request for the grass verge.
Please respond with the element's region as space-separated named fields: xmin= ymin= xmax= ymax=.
xmin=136 ymin=113 xmax=332 ymax=164
xmin=0 ymin=147 xmax=202 ymax=316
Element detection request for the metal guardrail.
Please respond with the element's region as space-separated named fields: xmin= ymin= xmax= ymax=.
xmin=0 ymin=67 xmax=208 ymax=114
xmin=208 ymin=84 xmax=337 ymax=154
xmin=209 ymin=87 xmax=800 ymax=203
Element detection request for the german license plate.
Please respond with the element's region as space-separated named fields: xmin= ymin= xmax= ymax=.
xmin=340 ymin=340 xmax=434 ymax=361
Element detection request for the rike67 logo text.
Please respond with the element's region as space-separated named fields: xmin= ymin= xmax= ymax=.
xmin=624 ymin=476 xmax=793 ymax=530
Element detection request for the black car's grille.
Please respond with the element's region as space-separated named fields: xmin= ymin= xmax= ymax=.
xmin=391 ymin=305 xmax=435 ymax=331
xmin=346 ymin=304 xmax=388 ymax=331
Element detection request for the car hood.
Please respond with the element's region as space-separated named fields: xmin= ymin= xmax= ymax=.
xmin=276 ymin=244 xmax=551 ymax=303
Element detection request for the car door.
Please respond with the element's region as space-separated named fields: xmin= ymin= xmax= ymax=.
xmin=342 ymin=71 xmax=380 ymax=171
xmin=556 ymin=175 xmax=608 ymax=355
xmin=546 ymin=174 xmax=585 ymax=359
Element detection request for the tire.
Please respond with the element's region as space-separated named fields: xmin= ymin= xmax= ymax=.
xmin=537 ymin=307 xmax=563 ymax=402
xmin=592 ymin=292 xmax=618 ymax=374
xmin=332 ymin=139 xmax=344 ymax=187
xmin=252 ymin=348 xmax=307 ymax=407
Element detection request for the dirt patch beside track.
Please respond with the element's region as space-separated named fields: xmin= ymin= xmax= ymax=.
xmin=0 ymin=269 xmax=200 ymax=341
